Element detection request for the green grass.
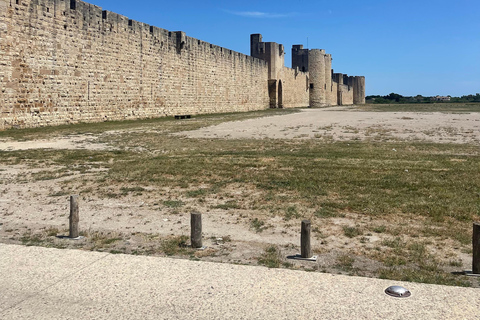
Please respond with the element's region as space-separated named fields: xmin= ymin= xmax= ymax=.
xmin=372 ymin=225 xmax=387 ymax=233
xmin=186 ymin=188 xmax=209 ymax=198
xmin=20 ymin=232 xmax=44 ymax=246
xmin=284 ymin=205 xmax=301 ymax=220
xmin=250 ymin=218 xmax=267 ymax=233
xmin=336 ymin=254 xmax=355 ymax=271
xmin=378 ymin=267 xmax=470 ymax=287
xmin=120 ymin=186 xmax=146 ymax=195
xmin=98 ymin=141 xmax=479 ymax=223
xmin=343 ymin=226 xmax=363 ymax=238
xmin=213 ymin=200 xmax=241 ymax=210
xmin=0 ymin=108 xmax=300 ymax=141
xmin=314 ymin=207 xmax=344 ymax=218
xmin=1 ymin=106 xmax=479 ymax=287
xmin=3 ymin=111 xmax=479 ymax=227
xmin=161 ymin=235 xmax=191 ymax=256
xmin=257 ymin=245 xmax=283 ymax=268
xmin=163 ymin=200 xmax=185 ymax=208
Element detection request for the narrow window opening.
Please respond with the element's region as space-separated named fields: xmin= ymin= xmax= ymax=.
xmin=310 ymin=83 xmax=314 ymax=89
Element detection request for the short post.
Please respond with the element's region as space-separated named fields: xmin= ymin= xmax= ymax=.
xmin=69 ymin=195 xmax=79 ymax=238
xmin=473 ymin=222 xmax=480 ymax=274
xmin=191 ymin=212 xmax=202 ymax=249
xmin=301 ymin=220 xmax=311 ymax=258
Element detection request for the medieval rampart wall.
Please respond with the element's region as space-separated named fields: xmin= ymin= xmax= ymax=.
xmin=251 ymin=35 xmax=309 ymax=109
xmin=339 ymin=85 xmax=353 ymax=105
xmin=331 ymin=81 xmax=338 ymax=105
xmin=278 ymin=67 xmax=309 ymax=108
xmin=0 ymin=0 xmax=269 ymax=129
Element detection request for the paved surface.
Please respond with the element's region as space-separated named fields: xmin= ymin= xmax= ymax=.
xmin=1 ymin=244 xmax=478 ymax=319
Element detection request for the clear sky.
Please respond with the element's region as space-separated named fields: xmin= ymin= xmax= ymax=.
xmin=88 ymin=0 xmax=479 ymax=97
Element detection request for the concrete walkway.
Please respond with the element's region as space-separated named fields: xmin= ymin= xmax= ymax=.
xmin=1 ymin=244 xmax=478 ymax=319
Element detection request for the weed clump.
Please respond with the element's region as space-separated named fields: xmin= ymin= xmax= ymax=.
xmin=343 ymin=226 xmax=363 ymax=238
xmin=161 ymin=235 xmax=191 ymax=256
xmin=250 ymin=218 xmax=266 ymax=233
xmin=257 ymin=245 xmax=282 ymax=268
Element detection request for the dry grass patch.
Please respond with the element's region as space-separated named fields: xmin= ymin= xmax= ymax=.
xmin=1 ymin=106 xmax=480 ymax=287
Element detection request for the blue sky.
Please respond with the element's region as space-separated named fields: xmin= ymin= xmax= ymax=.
xmin=88 ymin=0 xmax=479 ymax=97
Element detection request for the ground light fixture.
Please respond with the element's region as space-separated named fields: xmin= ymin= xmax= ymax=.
xmin=385 ymin=286 xmax=411 ymax=298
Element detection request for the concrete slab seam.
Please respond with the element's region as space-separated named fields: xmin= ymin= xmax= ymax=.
xmin=0 ymin=252 xmax=111 ymax=315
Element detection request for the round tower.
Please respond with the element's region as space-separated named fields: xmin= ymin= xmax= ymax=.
xmin=308 ymin=49 xmax=326 ymax=107
xmin=353 ymin=76 xmax=366 ymax=105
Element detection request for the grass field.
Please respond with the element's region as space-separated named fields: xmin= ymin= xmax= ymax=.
xmin=1 ymin=105 xmax=479 ymax=287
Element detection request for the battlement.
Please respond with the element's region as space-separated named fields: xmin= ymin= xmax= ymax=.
xmin=0 ymin=0 xmax=364 ymax=130
xmin=250 ymin=34 xmax=286 ymax=80
xmin=11 ymin=0 xmax=265 ymax=65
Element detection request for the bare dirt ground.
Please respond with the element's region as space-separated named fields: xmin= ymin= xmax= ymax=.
xmin=0 ymin=106 xmax=478 ymax=285
xmin=178 ymin=106 xmax=480 ymax=144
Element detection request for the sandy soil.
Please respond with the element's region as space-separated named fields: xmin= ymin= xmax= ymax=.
xmin=0 ymin=107 xmax=477 ymax=280
xmin=177 ymin=107 xmax=480 ymax=144
xmin=0 ymin=134 xmax=112 ymax=151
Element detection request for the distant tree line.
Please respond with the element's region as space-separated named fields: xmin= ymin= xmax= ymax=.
xmin=366 ymin=93 xmax=480 ymax=104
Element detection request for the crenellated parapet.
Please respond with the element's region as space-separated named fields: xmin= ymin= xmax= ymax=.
xmin=291 ymin=37 xmax=366 ymax=107
xmin=250 ymin=34 xmax=285 ymax=81
xmin=250 ymin=34 xmax=309 ymax=109
xmin=1 ymin=0 xmax=270 ymax=129
xmin=1 ymin=0 xmax=363 ymax=130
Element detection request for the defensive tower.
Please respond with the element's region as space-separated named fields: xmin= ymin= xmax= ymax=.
xmin=250 ymin=34 xmax=287 ymax=108
xmin=307 ymin=49 xmax=327 ymax=107
xmin=292 ymin=45 xmax=309 ymax=72
xmin=353 ymin=76 xmax=366 ymax=104
xmin=291 ymin=39 xmax=364 ymax=108
xmin=0 ymin=0 xmax=365 ymax=130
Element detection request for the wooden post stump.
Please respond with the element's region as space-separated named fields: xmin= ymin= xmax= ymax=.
xmin=301 ymin=220 xmax=311 ymax=258
xmin=69 ymin=195 xmax=79 ymax=238
xmin=191 ymin=212 xmax=202 ymax=248
xmin=473 ymin=222 xmax=480 ymax=274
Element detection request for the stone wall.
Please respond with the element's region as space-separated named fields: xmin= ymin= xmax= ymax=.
xmin=292 ymin=46 xmax=364 ymax=108
xmin=324 ymin=54 xmax=333 ymax=106
xmin=339 ymin=85 xmax=353 ymax=105
xmin=251 ymin=34 xmax=309 ymax=109
xmin=331 ymin=81 xmax=338 ymax=106
xmin=0 ymin=0 xmax=270 ymax=130
xmin=278 ymin=67 xmax=309 ymax=108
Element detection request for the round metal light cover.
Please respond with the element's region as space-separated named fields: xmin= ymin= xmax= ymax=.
xmin=385 ymin=286 xmax=411 ymax=298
